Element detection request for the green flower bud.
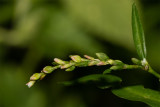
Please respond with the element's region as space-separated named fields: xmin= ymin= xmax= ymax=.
xmin=65 ymin=66 xmax=75 ymax=71
xmin=131 ymin=58 xmax=141 ymax=65
xmin=75 ymin=61 xmax=89 ymax=67
xmin=30 ymin=73 xmax=42 ymax=81
xmin=61 ymin=64 xmax=72 ymax=69
xmin=84 ymin=55 xmax=94 ymax=60
xmin=70 ymin=55 xmax=82 ymax=62
xmin=107 ymin=59 xmax=114 ymax=65
xmin=97 ymin=61 xmax=107 ymax=66
xmin=40 ymin=73 xmax=47 ymax=80
xmin=43 ymin=66 xmax=54 ymax=74
xmin=110 ymin=66 xmax=123 ymax=70
xmin=26 ymin=81 xmax=35 ymax=88
xmin=88 ymin=61 xmax=99 ymax=66
xmin=81 ymin=58 xmax=90 ymax=61
xmin=54 ymin=58 xmax=65 ymax=65
xmin=113 ymin=60 xmax=124 ymax=66
xmin=96 ymin=53 xmax=109 ymax=61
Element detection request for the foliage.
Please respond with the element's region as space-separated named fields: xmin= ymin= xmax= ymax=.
xmin=112 ymin=85 xmax=160 ymax=107
xmin=1 ymin=0 xmax=160 ymax=107
xmin=26 ymin=2 xmax=160 ymax=107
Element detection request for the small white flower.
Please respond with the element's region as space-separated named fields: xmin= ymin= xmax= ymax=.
xmin=141 ymin=58 xmax=148 ymax=66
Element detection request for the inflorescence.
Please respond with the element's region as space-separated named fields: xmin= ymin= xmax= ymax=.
xmin=26 ymin=53 xmax=147 ymax=88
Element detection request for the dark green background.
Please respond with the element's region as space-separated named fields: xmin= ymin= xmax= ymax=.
xmin=0 ymin=0 xmax=160 ymax=107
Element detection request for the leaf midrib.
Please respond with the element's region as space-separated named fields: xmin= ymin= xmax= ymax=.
xmin=125 ymin=87 xmax=160 ymax=104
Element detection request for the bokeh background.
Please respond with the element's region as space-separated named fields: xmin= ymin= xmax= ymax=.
xmin=0 ymin=0 xmax=160 ymax=107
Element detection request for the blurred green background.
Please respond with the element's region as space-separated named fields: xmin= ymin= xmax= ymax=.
xmin=0 ymin=0 xmax=160 ymax=107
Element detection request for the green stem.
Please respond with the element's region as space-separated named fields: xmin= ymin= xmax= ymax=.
xmin=123 ymin=64 xmax=142 ymax=69
xmin=148 ymin=65 xmax=160 ymax=79
xmin=26 ymin=53 xmax=160 ymax=88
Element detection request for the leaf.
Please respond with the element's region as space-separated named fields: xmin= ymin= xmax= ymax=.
xmin=132 ymin=3 xmax=147 ymax=59
xmin=59 ymin=74 xmax=122 ymax=89
xmin=96 ymin=53 xmax=109 ymax=61
xmin=112 ymin=85 xmax=160 ymax=107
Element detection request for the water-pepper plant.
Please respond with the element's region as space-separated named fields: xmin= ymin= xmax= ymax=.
xmin=27 ymin=3 xmax=160 ymax=107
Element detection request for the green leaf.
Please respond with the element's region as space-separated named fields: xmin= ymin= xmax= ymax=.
xmin=112 ymin=85 xmax=160 ymax=107
xmin=59 ymin=74 xmax=122 ymax=89
xmin=65 ymin=66 xmax=75 ymax=72
xmin=132 ymin=3 xmax=147 ymax=59
xmin=96 ymin=53 xmax=109 ymax=61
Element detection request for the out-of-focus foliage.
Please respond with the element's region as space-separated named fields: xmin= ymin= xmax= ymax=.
xmin=0 ymin=0 xmax=160 ymax=107
xmin=63 ymin=0 xmax=133 ymax=49
xmin=59 ymin=74 xmax=122 ymax=89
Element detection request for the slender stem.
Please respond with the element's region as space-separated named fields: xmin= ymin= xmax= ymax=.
xmin=148 ymin=65 xmax=160 ymax=79
xmin=26 ymin=54 xmax=160 ymax=88
xmin=123 ymin=64 xmax=142 ymax=69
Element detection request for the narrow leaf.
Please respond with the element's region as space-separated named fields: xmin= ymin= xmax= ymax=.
xmin=132 ymin=3 xmax=146 ymax=59
xmin=59 ymin=74 xmax=121 ymax=89
xmin=112 ymin=85 xmax=160 ymax=107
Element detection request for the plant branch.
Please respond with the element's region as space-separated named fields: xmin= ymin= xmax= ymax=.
xmin=26 ymin=53 xmax=145 ymax=88
xmin=148 ymin=65 xmax=160 ymax=79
